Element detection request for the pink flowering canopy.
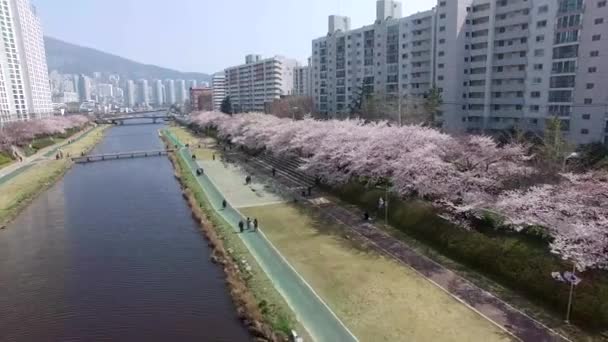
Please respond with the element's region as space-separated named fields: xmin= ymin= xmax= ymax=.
xmin=0 ymin=115 xmax=90 ymax=150
xmin=191 ymin=111 xmax=608 ymax=271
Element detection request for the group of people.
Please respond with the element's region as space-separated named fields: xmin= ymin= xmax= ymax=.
xmin=238 ymin=217 xmax=258 ymax=233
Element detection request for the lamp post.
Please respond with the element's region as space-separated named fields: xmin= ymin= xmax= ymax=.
xmin=565 ymin=263 xmax=577 ymax=324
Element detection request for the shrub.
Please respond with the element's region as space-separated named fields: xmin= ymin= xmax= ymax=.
xmin=332 ymin=182 xmax=608 ymax=331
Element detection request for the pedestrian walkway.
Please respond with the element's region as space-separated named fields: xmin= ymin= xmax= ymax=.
xmin=232 ymin=149 xmax=571 ymax=342
xmin=163 ymin=129 xmax=358 ymax=342
xmin=0 ymin=126 xmax=98 ymax=185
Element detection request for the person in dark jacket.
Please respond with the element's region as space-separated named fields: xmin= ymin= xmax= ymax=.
xmin=238 ymin=220 xmax=244 ymax=233
xmin=253 ymin=218 xmax=259 ymax=232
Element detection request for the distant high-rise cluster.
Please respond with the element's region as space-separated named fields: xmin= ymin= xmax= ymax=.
xmin=48 ymin=70 xmax=209 ymax=113
xmin=0 ymin=0 xmax=53 ymax=125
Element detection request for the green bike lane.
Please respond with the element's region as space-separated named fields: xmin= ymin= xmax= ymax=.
xmin=164 ymin=129 xmax=358 ymax=342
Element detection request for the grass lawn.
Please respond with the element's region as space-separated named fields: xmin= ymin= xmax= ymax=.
xmin=0 ymin=125 xmax=108 ymax=226
xmin=241 ymin=203 xmax=514 ymax=342
xmin=0 ymin=152 xmax=13 ymax=170
xmin=167 ymin=126 xmax=217 ymax=161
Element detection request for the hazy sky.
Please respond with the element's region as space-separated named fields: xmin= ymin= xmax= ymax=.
xmin=33 ymin=0 xmax=435 ymax=74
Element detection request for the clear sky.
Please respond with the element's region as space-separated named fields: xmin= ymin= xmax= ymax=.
xmin=33 ymin=0 xmax=436 ymax=74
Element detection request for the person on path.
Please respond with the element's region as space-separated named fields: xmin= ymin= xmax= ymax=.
xmin=212 ymin=154 xmax=216 ymax=161
xmin=253 ymin=218 xmax=258 ymax=232
xmin=238 ymin=220 xmax=244 ymax=233
xmin=222 ymin=199 xmax=227 ymax=210
xmin=272 ymin=168 xmax=276 ymax=177
xmin=378 ymin=197 xmax=385 ymax=210
xmin=363 ymin=211 xmax=370 ymax=221
xmin=246 ymin=217 xmax=252 ymax=230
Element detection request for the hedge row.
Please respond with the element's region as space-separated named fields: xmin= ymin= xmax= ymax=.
xmin=332 ymin=182 xmax=608 ymax=331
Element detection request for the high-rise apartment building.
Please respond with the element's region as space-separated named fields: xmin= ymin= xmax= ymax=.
xmin=294 ymin=62 xmax=312 ymax=96
xmin=224 ymin=54 xmax=298 ymax=112
xmin=176 ymin=79 xmax=187 ymax=104
xmin=138 ymin=79 xmax=149 ymax=105
xmin=126 ymin=80 xmax=136 ymax=108
xmin=153 ymin=79 xmax=164 ymax=106
xmin=212 ymin=73 xmax=226 ymax=111
xmin=0 ymin=0 xmax=53 ymax=124
xmin=78 ymin=74 xmax=92 ymax=103
xmin=164 ymin=79 xmax=176 ymax=105
xmin=312 ymin=0 xmax=608 ymax=145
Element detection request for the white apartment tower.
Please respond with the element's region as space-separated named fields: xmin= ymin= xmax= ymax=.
xmin=176 ymin=79 xmax=187 ymax=104
xmin=126 ymin=80 xmax=136 ymax=108
xmin=294 ymin=59 xmax=312 ymax=96
xmin=224 ymin=54 xmax=298 ymax=112
xmin=138 ymin=79 xmax=149 ymax=105
xmin=212 ymin=72 xmax=226 ymax=111
xmin=164 ymin=79 xmax=176 ymax=105
xmin=312 ymin=0 xmax=436 ymax=114
xmin=0 ymin=0 xmax=52 ymax=124
xmin=312 ymin=0 xmax=608 ymax=145
xmin=153 ymin=79 xmax=163 ymax=106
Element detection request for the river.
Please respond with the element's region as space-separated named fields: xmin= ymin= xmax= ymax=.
xmin=0 ymin=120 xmax=250 ymax=341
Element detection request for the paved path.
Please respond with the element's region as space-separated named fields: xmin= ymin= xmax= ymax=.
xmin=227 ymin=147 xmax=571 ymax=342
xmin=164 ymin=130 xmax=358 ymax=342
xmin=0 ymin=126 xmax=97 ymax=185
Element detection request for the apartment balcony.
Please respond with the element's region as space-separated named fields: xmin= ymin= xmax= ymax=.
xmin=496 ymin=1 xmax=531 ymax=15
xmin=493 ymin=42 xmax=528 ymax=54
xmin=492 ymin=70 xmax=526 ymax=79
xmin=493 ymin=57 xmax=527 ymax=67
xmin=467 ymin=84 xmax=487 ymax=92
xmin=466 ymin=97 xmax=486 ymax=104
xmin=411 ymin=54 xmax=431 ymax=63
xmin=491 ymin=83 xmax=524 ymax=92
xmin=468 ymin=60 xmax=488 ymax=69
xmin=470 ymin=35 xmax=490 ymax=44
xmin=469 ymin=47 xmax=489 ymax=56
xmin=468 ymin=72 xmax=488 ymax=80
xmin=494 ymin=29 xmax=529 ymax=41
xmin=490 ymin=97 xmax=525 ymax=105
xmin=494 ymin=14 xmax=529 ymax=28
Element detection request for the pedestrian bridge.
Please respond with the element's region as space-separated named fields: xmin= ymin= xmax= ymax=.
xmin=97 ymin=113 xmax=173 ymax=125
xmin=73 ymin=149 xmax=175 ymax=164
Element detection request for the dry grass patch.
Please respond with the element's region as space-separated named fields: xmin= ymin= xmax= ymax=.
xmin=241 ymin=203 xmax=514 ymax=342
xmin=167 ymin=126 xmax=216 ymax=160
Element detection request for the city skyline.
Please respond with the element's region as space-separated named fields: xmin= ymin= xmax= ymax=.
xmin=33 ymin=0 xmax=435 ymax=73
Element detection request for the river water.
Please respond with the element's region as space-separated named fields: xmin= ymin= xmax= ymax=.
xmin=0 ymin=121 xmax=250 ymax=341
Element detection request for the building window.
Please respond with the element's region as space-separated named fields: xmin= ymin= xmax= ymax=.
xmin=582 ymin=114 xmax=591 ymax=120
xmin=536 ymin=35 xmax=545 ymax=42
xmin=537 ymin=20 xmax=547 ymax=28
xmin=581 ymin=129 xmax=589 ymax=135
xmin=534 ymin=64 xmax=543 ymax=70
xmin=592 ymin=34 xmax=601 ymax=41
xmin=591 ymin=50 xmax=600 ymax=57
xmin=531 ymin=105 xmax=540 ymax=112
xmin=589 ymin=67 xmax=598 ymax=73
xmin=531 ymin=91 xmax=541 ymax=98
xmin=595 ymin=18 xmax=604 ymax=24
xmin=534 ymin=49 xmax=545 ymax=56
xmin=599 ymin=1 xmax=607 ymax=7
xmin=587 ymin=83 xmax=595 ymax=89
xmin=538 ymin=5 xmax=549 ymax=13
xmin=584 ymin=98 xmax=593 ymax=104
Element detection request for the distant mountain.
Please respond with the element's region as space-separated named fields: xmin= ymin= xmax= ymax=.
xmin=44 ymin=36 xmax=211 ymax=82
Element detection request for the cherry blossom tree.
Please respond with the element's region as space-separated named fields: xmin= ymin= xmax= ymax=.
xmin=189 ymin=111 xmax=608 ymax=270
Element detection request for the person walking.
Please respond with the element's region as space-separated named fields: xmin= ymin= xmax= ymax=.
xmin=212 ymin=154 xmax=216 ymax=161
xmin=222 ymin=199 xmax=227 ymax=210
xmin=238 ymin=220 xmax=244 ymax=233
xmin=272 ymin=168 xmax=276 ymax=177
xmin=253 ymin=218 xmax=258 ymax=232
xmin=246 ymin=217 xmax=252 ymax=230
